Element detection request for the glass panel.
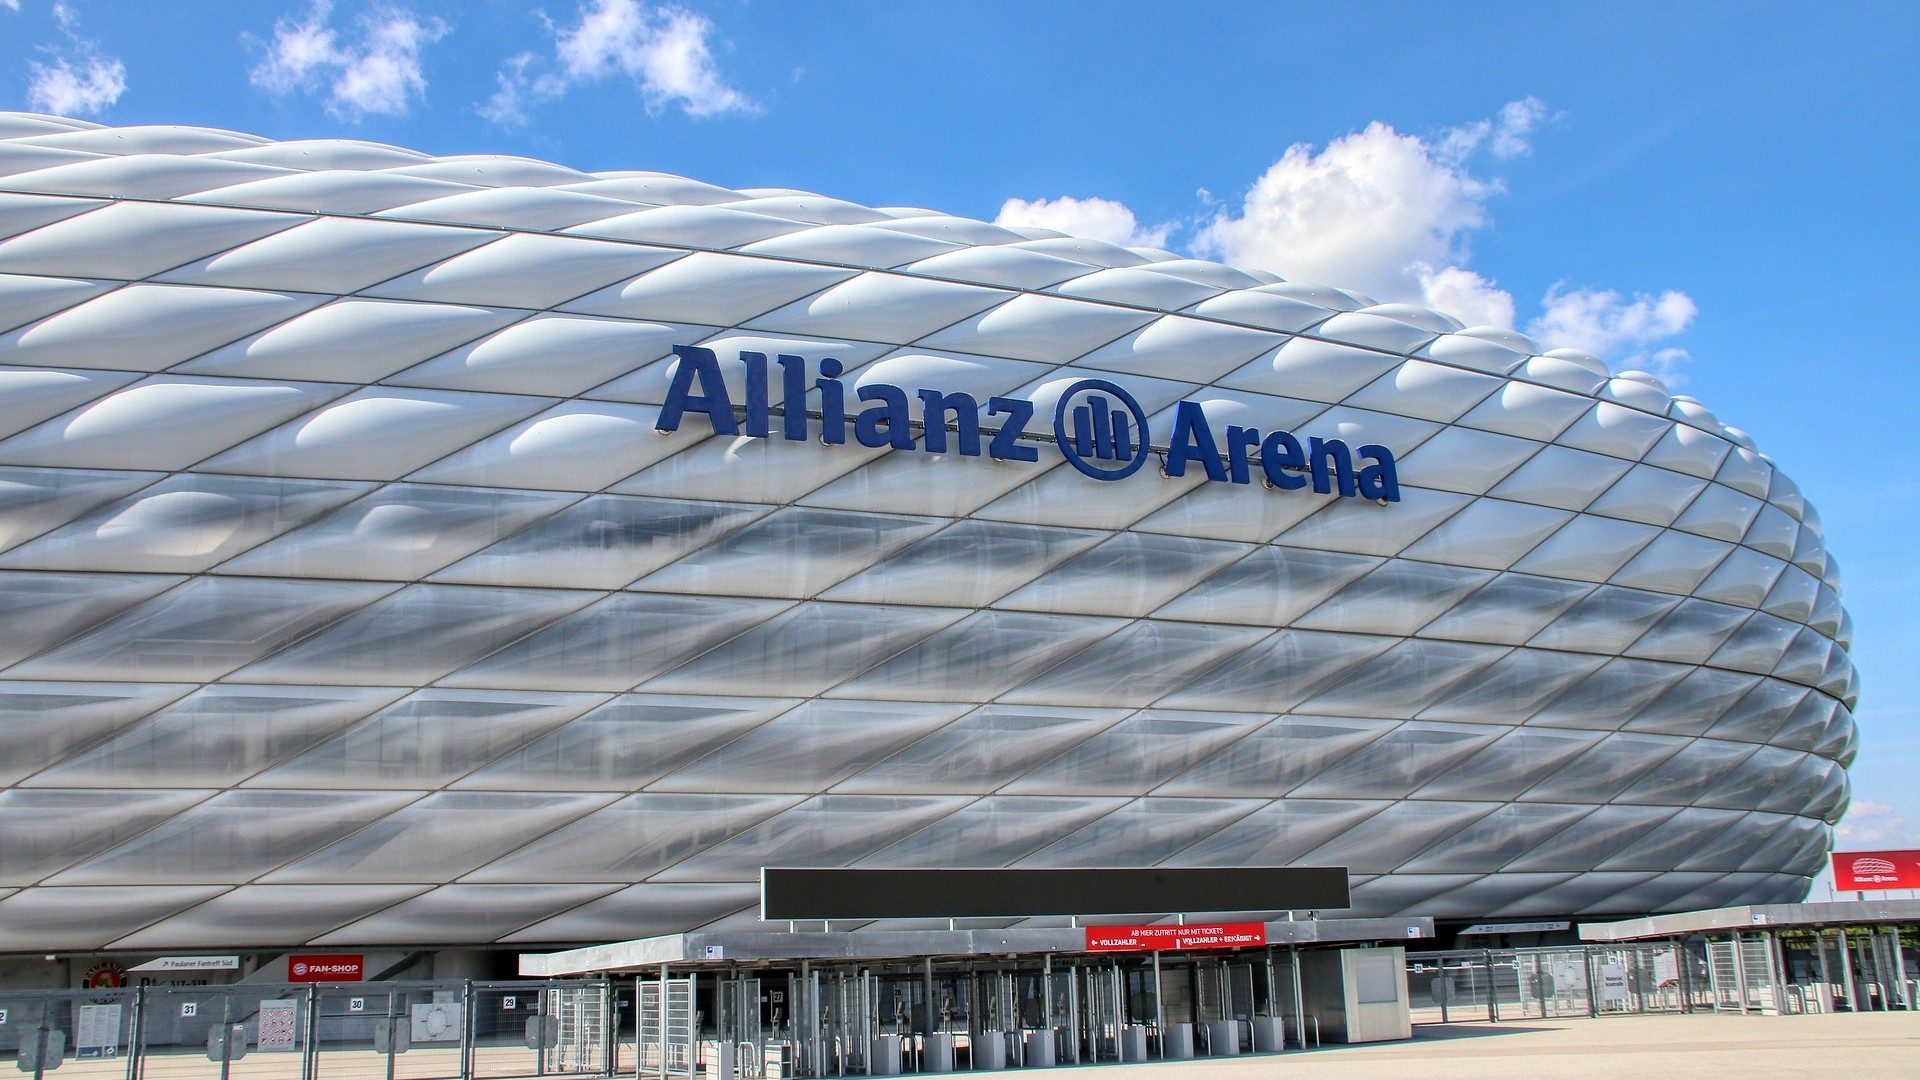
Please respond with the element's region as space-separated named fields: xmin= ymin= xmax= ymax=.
xmin=635 ymin=505 xmax=944 ymax=599
xmin=112 ymin=883 xmax=429 ymax=949
xmin=443 ymin=592 xmax=791 ymax=692
xmin=835 ymin=705 xmax=1127 ymax=795
xmin=1002 ymin=711 xmax=1268 ymax=796
xmin=1526 ymin=658 xmax=1693 ymax=730
xmin=1626 ymin=668 xmax=1765 ymax=737
xmin=0 ymin=789 xmax=209 ymax=885
xmin=1416 ymin=572 xmax=1594 ymax=646
xmin=1159 ymin=629 xmax=1397 ymax=712
xmin=455 ymin=694 xmax=797 ymax=791
xmin=1596 ymin=807 xmax=1747 ymax=871
xmin=501 ymin=882 xmax=756 ymax=943
xmin=9 ymin=575 xmax=393 ymax=681
xmin=1520 ymin=731 xmax=1690 ymax=803
xmin=0 ymin=473 xmax=366 ymax=573
xmin=26 ymin=684 xmax=403 ymax=787
xmin=1500 ymin=871 xmax=1664 ymax=915
xmin=1395 ymin=803 xmax=1594 ymax=873
xmin=264 ymin=791 xmax=615 ymax=883
xmin=0 ymin=465 xmax=160 ymax=555
xmin=1293 ymin=560 xmax=1494 ymax=636
xmin=1624 ymin=597 xmax=1752 ymax=663
xmin=0 ymin=681 xmax=192 ymax=786
xmin=233 ymin=583 xmax=594 ymax=685
xmin=313 ymin=883 xmax=624 ymax=945
xmin=1759 ymin=753 xmax=1838 ymax=814
xmin=1348 ymin=874 xmax=1481 ymax=917
xmin=1416 ymin=648 xmax=1610 ymax=724
xmin=1615 ymin=738 xmax=1763 ymax=806
xmin=1708 ymin=612 xmax=1803 ymax=674
xmin=217 ymin=483 xmax=574 ymax=580
xmin=1294 ymin=638 xmax=1508 ymax=719
xmin=860 ymin=796 xmax=1129 ymax=868
xmin=653 ymin=795 xmax=969 ymax=881
xmin=0 ymin=569 xmax=185 ymax=668
xmin=1019 ymin=797 xmax=1263 ymax=867
xmin=828 ymin=609 xmax=1117 ymax=701
xmin=641 ymin=602 xmax=963 ymax=696
xmin=1001 ymin=621 xmax=1271 ymax=706
xmin=997 ymin=532 xmax=1252 ymax=617
xmin=0 ymin=885 xmax=228 ymax=951
xmin=1296 ymin=801 xmax=1500 ymax=875
xmin=1696 ymin=747 xmax=1805 ymax=810
xmin=1153 ymin=546 xmax=1381 ymax=627
xmin=1673 ymin=811 xmax=1781 ymax=872
xmin=48 ymin=789 xmax=419 ymax=884
xmin=248 ymin=689 xmax=599 ymax=789
xmin=1527 ymin=585 xmax=1681 ymax=655
xmin=1502 ymin=804 xmax=1679 ymax=871
xmin=1412 ymin=727 xmax=1604 ymax=800
xmin=650 ymin=699 xmax=967 ymax=793
xmin=432 ymin=494 xmax=768 ymax=590
xmin=1157 ymin=715 xmax=1394 ymax=797
xmin=1289 ymin=721 xmax=1504 ymax=798
xmin=1165 ymin=800 xmax=1386 ymax=866
xmin=466 ymin=793 xmax=800 ymax=882
xmin=822 ymin=519 xmax=1105 ymax=609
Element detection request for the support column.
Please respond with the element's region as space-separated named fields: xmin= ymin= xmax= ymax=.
xmin=1890 ymin=927 xmax=1911 ymax=1010
xmin=1288 ymin=947 xmax=1305 ymax=1050
xmin=1730 ymin=933 xmax=1750 ymax=1014
xmin=1836 ymin=927 xmax=1856 ymax=1011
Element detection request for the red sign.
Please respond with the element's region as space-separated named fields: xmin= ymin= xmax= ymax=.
xmin=1085 ymin=923 xmax=1267 ymax=953
xmin=287 ymin=954 xmax=364 ymax=982
xmin=1833 ymin=850 xmax=1920 ymax=891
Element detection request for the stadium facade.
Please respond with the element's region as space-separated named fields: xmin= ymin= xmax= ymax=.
xmin=0 ymin=112 xmax=1858 ymax=961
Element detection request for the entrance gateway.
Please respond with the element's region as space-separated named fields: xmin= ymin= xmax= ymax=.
xmin=521 ymin=867 xmax=1424 ymax=1077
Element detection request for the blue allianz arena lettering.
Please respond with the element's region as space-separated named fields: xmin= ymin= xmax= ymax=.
xmin=655 ymin=345 xmax=1401 ymax=502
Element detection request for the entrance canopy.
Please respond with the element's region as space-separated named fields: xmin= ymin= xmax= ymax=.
xmin=521 ymin=917 xmax=1433 ymax=977
xmin=1579 ymin=899 xmax=1920 ymax=942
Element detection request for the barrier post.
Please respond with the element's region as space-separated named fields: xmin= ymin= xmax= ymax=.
xmin=1483 ymin=951 xmax=1498 ymax=1022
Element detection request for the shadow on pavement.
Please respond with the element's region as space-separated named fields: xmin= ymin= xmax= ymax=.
xmin=1411 ymin=1023 xmax=1560 ymax=1042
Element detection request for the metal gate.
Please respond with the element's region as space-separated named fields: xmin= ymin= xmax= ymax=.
xmin=547 ymin=986 xmax=609 ymax=1073
xmin=636 ymin=975 xmax=696 ymax=1080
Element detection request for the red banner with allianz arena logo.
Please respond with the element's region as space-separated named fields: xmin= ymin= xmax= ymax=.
xmin=1832 ymin=850 xmax=1920 ymax=890
xmin=1085 ymin=923 xmax=1267 ymax=952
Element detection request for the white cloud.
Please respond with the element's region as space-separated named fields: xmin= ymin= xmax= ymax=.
xmin=994 ymin=195 xmax=1172 ymax=250
xmin=1192 ymin=114 xmax=1512 ymax=321
xmin=1491 ymin=96 xmax=1547 ymax=158
xmin=24 ymin=1 xmax=125 ymax=117
xmin=2 ymin=0 xmax=23 ymax=13
xmin=1836 ymin=800 xmax=1909 ymax=848
xmin=484 ymin=0 xmax=755 ymax=127
xmin=1416 ymin=265 xmax=1515 ymax=330
xmin=1528 ymin=284 xmax=1698 ymax=382
xmin=250 ymin=2 xmax=448 ymax=120
xmin=27 ymin=53 xmax=123 ymax=116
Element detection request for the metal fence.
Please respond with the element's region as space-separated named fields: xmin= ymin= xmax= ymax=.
xmin=0 ymin=980 xmax=616 ymax=1080
xmin=1406 ymin=944 xmax=1703 ymax=1024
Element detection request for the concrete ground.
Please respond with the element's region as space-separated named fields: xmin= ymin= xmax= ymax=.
xmin=1042 ymin=1013 xmax=1920 ymax=1080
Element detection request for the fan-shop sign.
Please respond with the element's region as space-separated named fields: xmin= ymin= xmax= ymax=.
xmin=287 ymin=954 xmax=364 ymax=982
xmin=1085 ymin=923 xmax=1267 ymax=953
xmin=1832 ymin=849 xmax=1920 ymax=890
xmin=656 ymin=346 xmax=1401 ymax=501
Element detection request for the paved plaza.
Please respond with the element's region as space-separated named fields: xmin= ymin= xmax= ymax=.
xmin=1045 ymin=1013 xmax=1919 ymax=1080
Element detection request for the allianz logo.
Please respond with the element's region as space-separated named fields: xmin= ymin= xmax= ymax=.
xmin=655 ymin=345 xmax=1401 ymax=502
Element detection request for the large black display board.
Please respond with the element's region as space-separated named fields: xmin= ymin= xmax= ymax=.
xmin=761 ymin=866 xmax=1350 ymax=920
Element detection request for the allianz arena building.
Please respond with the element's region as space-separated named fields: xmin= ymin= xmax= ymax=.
xmin=0 ymin=111 xmax=1858 ymax=960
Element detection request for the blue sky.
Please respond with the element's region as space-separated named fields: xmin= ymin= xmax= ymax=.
xmin=9 ymin=1 xmax=1918 ymax=893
